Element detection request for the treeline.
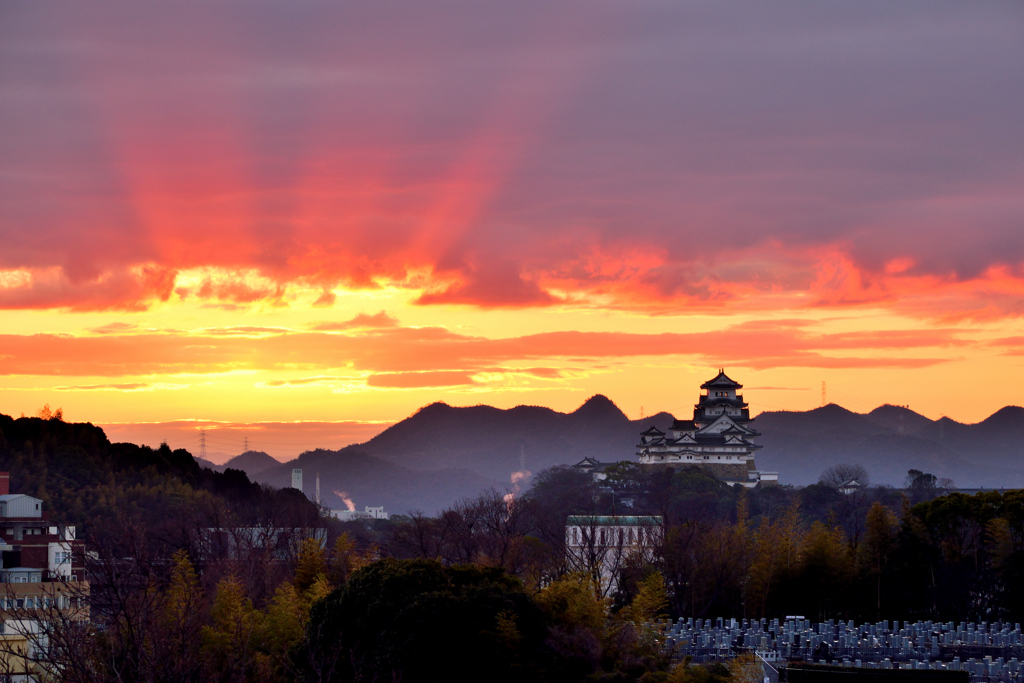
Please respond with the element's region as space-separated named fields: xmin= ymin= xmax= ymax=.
xmin=357 ymin=464 xmax=1024 ymax=623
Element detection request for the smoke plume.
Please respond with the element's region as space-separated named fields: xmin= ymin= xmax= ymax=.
xmin=334 ymin=490 xmax=356 ymax=511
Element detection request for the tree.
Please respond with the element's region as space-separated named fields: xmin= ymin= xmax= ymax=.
xmin=293 ymin=537 xmax=327 ymax=594
xmin=905 ymin=469 xmax=939 ymax=505
xmin=818 ymin=463 xmax=870 ymax=489
xmin=202 ymin=574 xmax=262 ymax=682
xmin=303 ymin=558 xmax=549 ymax=683
xmin=35 ymin=404 xmax=63 ymax=421
xmin=862 ymin=502 xmax=898 ymax=620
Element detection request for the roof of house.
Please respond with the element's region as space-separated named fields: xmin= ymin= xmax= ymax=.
xmin=0 ymin=494 xmax=38 ymax=502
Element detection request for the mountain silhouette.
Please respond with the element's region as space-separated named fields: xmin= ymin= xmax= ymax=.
xmin=755 ymin=403 xmax=1024 ymax=487
xmin=220 ymin=450 xmax=280 ymax=476
xmin=331 ymin=396 xmax=671 ymax=482
xmin=227 ymin=397 xmax=1024 ymax=513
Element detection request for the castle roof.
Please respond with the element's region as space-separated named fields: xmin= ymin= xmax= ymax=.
xmin=700 ymin=369 xmax=742 ymax=390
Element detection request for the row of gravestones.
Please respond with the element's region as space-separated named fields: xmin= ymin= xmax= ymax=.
xmin=660 ymin=617 xmax=1024 ymax=669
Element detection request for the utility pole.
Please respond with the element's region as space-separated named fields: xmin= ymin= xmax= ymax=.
xmin=821 ymin=381 xmax=827 ymax=407
xmin=199 ymin=429 xmax=207 ymax=460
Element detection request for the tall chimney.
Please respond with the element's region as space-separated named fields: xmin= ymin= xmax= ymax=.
xmin=0 ymin=472 xmax=9 ymax=496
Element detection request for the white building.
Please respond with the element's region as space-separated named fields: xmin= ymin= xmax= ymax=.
xmin=330 ymin=506 xmax=389 ymax=522
xmin=291 ymin=469 xmax=303 ymax=491
xmin=565 ymin=515 xmax=662 ymax=596
xmin=636 ymin=370 xmax=777 ymax=487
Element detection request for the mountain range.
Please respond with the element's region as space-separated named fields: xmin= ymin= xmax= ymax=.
xmin=211 ymin=397 xmax=1024 ymax=514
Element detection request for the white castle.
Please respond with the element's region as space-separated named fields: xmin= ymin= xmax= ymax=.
xmin=635 ymin=370 xmax=777 ymax=487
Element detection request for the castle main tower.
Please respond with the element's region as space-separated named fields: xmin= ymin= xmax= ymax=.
xmin=636 ymin=370 xmax=776 ymax=487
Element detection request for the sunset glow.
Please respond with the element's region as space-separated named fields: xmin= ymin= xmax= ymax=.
xmin=2 ymin=2 xmax=1023 ymax=459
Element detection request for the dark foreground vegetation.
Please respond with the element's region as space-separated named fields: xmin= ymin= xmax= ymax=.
xmin=1 ymin=412 xmax=1023 ymax=682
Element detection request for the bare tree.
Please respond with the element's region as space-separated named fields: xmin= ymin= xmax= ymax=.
xmin=819 ymin=463 xmax=870 ymax=488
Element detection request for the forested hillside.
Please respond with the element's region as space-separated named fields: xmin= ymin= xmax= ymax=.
xmin=0 ymin=412 xmax=319 ymax=549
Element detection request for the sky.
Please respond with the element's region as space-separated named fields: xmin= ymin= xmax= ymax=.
xmin=1 ymin=2 xmax=1023 ymax=461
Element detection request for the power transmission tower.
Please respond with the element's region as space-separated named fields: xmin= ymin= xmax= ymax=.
xmin=821 ymin=381 xmax=827 ymax=407
xmin=243 ymin=436 xmax=249 ymax=452
xmin=640 ymin=406 xmax=645 ymax=419
xmin=199 ymin=429 xmax=207 ymax=460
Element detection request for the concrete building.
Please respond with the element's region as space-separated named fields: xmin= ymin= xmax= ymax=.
xmin=565 ymin=515 xmax=662 ymax=595
xmin=291 ymin=469 xmax=303 ymax=491
xmin=636 ymin=370 xmax=777 ymax=487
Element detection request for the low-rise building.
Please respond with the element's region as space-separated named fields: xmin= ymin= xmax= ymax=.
xmin=331 ymin=506 xmax=389 ymax=522
xmin=565 ymin=515 xmax=662 ymax=595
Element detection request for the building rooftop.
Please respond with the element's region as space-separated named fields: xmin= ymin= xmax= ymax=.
xmin=566 ymin=515 xmax=663 ymax=526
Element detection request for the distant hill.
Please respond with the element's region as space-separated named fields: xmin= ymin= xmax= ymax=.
xmin=245 ymin=395 xmax=674 ymax=514
xmin=202 ymin=397 xmax=1024 ymax=512
xmin=755 ymin=403 xmax=1024 ymax=487
xmin=220 ymin=450 xmax=280 ymax=476
xmin=333 ymin=395 xmax=675 ymax=482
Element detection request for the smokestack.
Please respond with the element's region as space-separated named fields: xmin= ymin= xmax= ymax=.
xmin=316 ymin=472 xmax=321 ymax=505
xmin=0 ymin=472 xmax=8 ymax=496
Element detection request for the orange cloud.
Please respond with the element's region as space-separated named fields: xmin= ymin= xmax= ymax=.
xmin=366 ymin=371 xmax=478 ymax=388
xmin=309 ymin=311 xmax=399 ymax=331
xmin=0 ymin=320 xmax=969 ymax=378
